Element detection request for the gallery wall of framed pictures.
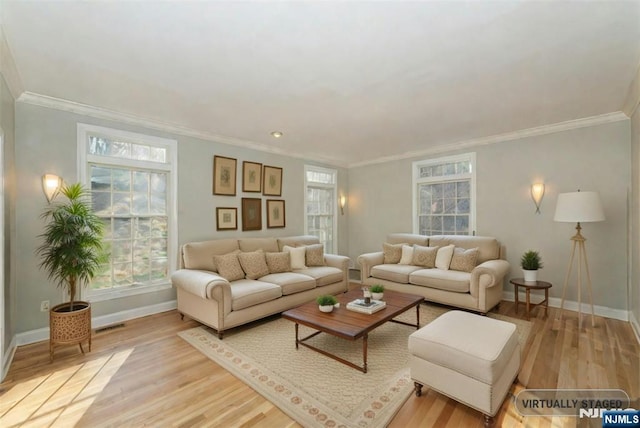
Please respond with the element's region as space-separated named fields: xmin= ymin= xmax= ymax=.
xmin=213 ymin=156 xmax=286 ymax=231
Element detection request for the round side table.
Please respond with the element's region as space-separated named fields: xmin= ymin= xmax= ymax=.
xmin=509 ymin=278 xmax=552 ymax=320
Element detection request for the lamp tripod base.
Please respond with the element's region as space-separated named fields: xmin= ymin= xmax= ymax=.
xmin=557 ymin=223 xmax=596 ymax=329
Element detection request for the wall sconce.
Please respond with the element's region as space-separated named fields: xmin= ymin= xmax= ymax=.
xmin=530 ymin=183 xmax=545 ymax=214
xmin=42 ymin=173 xmax=63 ymax=203
xmin=339 ymin=195 xmax=346 ymax=215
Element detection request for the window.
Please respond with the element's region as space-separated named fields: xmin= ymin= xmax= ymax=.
xmin=412 ymin=153 xmax=476 ymax=236
xmin=304 ymin=165 xmax=337 ymax=253
xmin=77 ymin=124 xmax=178 ymax=301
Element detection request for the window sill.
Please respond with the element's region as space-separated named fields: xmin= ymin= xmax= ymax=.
xmin=85 ymin=281 xmax=172 ymax=302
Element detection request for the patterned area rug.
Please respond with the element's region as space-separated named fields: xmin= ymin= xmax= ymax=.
xmin=179 ymin=304 xmax=531 ymax=428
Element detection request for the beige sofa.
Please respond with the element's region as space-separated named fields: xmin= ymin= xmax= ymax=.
xmin=172 ymin=235 xmax=349 ymax=338
xmin=358 ymin=233 xmax=509 ymax=313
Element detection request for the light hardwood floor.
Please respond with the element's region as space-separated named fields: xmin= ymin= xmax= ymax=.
xmin=2 ymin=299 xmax=638 ymax=427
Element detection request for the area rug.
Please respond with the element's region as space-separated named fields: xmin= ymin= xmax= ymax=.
xmin=178 ymin=305 xmax=531 ymax=428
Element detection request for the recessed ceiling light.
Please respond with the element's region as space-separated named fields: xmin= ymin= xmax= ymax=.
xmin=271 ymin=131 xmax=283 ymax=138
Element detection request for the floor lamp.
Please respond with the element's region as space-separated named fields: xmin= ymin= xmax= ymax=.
xmin=553 ymin=191 xmax=605 ymax=328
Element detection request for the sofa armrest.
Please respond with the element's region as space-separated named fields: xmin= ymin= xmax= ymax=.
xmin=469 ymin=259 xmax=510 ymax=296
xmin=357 ymin=252 xmax=384 ymax=281
xmin=171 ymin=269 xmax=232 ymax=313
xmin=324 ymin=254 xmax=350 ymax=271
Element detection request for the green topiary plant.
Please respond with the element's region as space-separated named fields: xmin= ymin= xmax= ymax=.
xmin=520 ymin=250 xmax=543 ymax=270
xmin=370 ymin=284 xmax=384 ymax=293
xmin=316 ymin=295 xmax=338 ymax=306
xmin=37 ymin=183 xmax=108 ymax=310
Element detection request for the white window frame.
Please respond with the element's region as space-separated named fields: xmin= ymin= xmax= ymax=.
xmin=77 ymin=123 xmax=178 ymax=302
xmin=304 ymin=165 xmax=338 ymax=254
xmin=412 ymin=152 xmax=476 ymax=235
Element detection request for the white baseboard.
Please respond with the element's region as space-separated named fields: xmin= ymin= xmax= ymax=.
xmin=630 ymin=311 xmax=640 ymax=345
xmin=14 ymin=300 xmax=177 ymax=347
xmin=502 ymin=291 xmax=629 ymax=322
xmin=1 ymin=335 xmax=17 ymax=382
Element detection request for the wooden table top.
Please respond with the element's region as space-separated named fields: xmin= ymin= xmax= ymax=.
xmin=509 ymin=278 xmax=553 ymax=289
xmin=281 ymin=289 xmax=424 ymax=341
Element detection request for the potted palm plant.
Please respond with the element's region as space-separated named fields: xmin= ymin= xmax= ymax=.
xmin=37 ymin=183 xmax=107 ymax=361
xmin=520 ymin=250 xmax=543 ymax=283
xmin=316 ymin=295 xmax=338 ymax=312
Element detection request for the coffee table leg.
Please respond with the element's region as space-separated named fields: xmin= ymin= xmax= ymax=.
xmin=295 ymin=323 xmax=299 ymax=349
xmin=545 ymin=289 xmax=549 ymax=316
xmin=526 ymin=290 xmax=531 ymax=320
xmin=416 ymin=305 xmax=420 ymax=329
xmin=363 ymin=333 xmax=368 ymax=373
xmin=514 ymin=284 xmax=519 ymax=313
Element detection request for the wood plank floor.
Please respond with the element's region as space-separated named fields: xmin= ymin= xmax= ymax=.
xmin=2 ymin=299 xmax=638 ymax=427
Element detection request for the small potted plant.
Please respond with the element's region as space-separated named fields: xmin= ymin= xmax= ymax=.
xmin=316 ymin=295 xmax=338 ymax=313
xmin=370 ymin=284 xmax=384 ymax=300
xmin=520 ymin=250 xmax=543 ymax=283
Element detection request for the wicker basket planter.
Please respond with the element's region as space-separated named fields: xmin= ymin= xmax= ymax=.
xmin=49 ymin=301 xmax=91 ymax=361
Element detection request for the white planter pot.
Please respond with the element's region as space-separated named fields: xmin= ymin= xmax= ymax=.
xmin=523 ymin=269 xmax=538 ymax=283
xmin=319 ymin=305 xmax=334 ymax=313
xmin=372 ymin=292 xmax=384 ymax=300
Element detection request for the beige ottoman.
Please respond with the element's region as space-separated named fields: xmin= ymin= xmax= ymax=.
xmin=409 ymin=310 xmax=520 ymax=428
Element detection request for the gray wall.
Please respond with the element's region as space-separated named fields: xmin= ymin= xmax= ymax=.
xmin=1 ymin=73 xmax=15 ymax=357
xmin=631 ymin=103 xmax=639 ymax=327
xmin=348 ymin=120 xmax=631 ymax=311
xmin=14 ymin=102 xmax=347 ymax=333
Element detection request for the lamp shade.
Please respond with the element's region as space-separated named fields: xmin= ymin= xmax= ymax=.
xmin=553 ymin=191 xmax=605 ymax=223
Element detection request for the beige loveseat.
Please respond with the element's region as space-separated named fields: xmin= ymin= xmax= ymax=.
xmin=172 ymin=235 xmax=349 ymax=338
xmin=358 ymin=233 xmax=509 ymax=314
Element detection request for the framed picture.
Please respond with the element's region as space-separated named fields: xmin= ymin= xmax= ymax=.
xmin=266 ymin=199 xmax=286 ymax=228
xmin=242 ymin=161 xmax=262 ymax=193
xmin=213 ymin=155 xmax=237 ymax=196
xmin=263 ymin=165 xmax=283 ymax=196
xmin=216 ymin=207 xmax=238 ymax=231
xmin=241 ymin=198 xmax=262 ymax=231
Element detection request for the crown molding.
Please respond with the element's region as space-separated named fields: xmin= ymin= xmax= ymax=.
xmin=0 ymin=24 xmax=24 ymax=100
xmin=16 ymin=92 xmax=348 ymax=168
xmin=622 ymin=61 xmax=640 ymax=118
xmin=348 ymin=111 xmax=629 ymax=168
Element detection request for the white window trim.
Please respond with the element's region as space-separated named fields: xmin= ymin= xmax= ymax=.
xmin=304 ymin=165 xmax=338 ymax=254
xmin=77 ymin=123 xmax=178 ymax=302
xmin=412 ymin=152 xmax=476 ymax=235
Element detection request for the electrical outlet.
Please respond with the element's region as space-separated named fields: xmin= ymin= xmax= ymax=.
xmin=40 ymin=300 xmax=50 ymax=312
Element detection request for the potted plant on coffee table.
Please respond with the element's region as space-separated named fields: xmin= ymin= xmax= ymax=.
xmin=37 ymin=183 xmax=107 ymax=361
xmin=520 ymin=250 xmax=543 ymax=283
xmin=316 ymin=295 xmax=338 ymax=313
xmin=370 ymin=284 xmax=384 ymax=300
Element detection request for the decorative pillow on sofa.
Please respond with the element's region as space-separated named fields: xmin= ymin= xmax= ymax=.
xmin=435 ymin=244 xmax=455 ymax=270
xmin=383 ymin=243 xmax=405 ymax=264
xmin=305 ymin=244 xmax=325 ymax=267
xmin=213 ymin=252 xmax=245 ymax=281
xmin=412 ymin=245 xmax=439 ymax=268
xmin=449 ymin=247 xmax=479 ymax=273
xmin=398 ymin=245 xmax=414 ymax=265
xmin=265 ymin=251 xmax=291 ymax=273
xmin=283 ymin=245 xmax=307 ymax=269
xmin=238 ymin=250 xmax=270 ymax=280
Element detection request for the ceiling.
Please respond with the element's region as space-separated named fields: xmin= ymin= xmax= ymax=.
xmin=3 ymin=1 xmax=640 ymax=167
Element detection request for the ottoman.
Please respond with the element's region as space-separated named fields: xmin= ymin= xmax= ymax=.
xmin=408 ymin=310 xmax=520 ymax=427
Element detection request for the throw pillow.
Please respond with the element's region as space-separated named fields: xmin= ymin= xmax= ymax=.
xmin=237 ymin=250 xmax=270 ymax=280
xmin=213 ymin=252 xmax=245 ymax=281
xmin=265 ymin=251 xmax=291 ymax=273
xmin=449 ymin=247 xmax=479 ymax=273
xmin=305 ymin=243 xmax=325 ymax=267
xmin=283 ymin=245 xmax=307 ymax=270
xmin=435 ymin=244 xmax=455 ymax=270
xmin=383 ymin=242 xmax=404 ymax=264
xmin=398 ymin=245 xmax=415 ymax=265
xmin=412 ymin=245 xmax=439 ymax=268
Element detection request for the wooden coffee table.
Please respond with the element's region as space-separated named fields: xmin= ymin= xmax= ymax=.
xmin=509 ymin=277 xmax=552 ymax=320
xmin=281 ymin=289 xmax=424 ymax=373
